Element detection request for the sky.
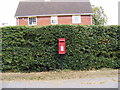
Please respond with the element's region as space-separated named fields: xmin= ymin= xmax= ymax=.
xmin=0 ymin=0 xmax=119 ymax=26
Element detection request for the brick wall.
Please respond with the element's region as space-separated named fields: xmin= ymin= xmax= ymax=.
xmin=81 ymin=15 xmax=92 ymax=25
xmin=17 ymin=15 xmax=92 ymax=26
xmin=37 ymin=16 xmax=51 ymax=26
xmin=58 ymin=15 xmax=72 ymax=24
xmin=17 ymin=17 xmax=28 ymax=25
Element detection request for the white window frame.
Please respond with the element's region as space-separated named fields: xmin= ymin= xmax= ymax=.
xmin=16 ymin=18 xmax=19 ymax=25
xmin=51 ymin=16 xmax=58 ymax=24
xmin=90 ymin=16 xmax=93 ymax=25
xmin=28 ymin=17 xmax=37 ymax=25
xmin=72 ymin=15 xmax=81 ymax=24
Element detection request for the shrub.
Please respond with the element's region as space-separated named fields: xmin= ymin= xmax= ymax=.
xmin=2 ymin=25 xmax=120 ymax=72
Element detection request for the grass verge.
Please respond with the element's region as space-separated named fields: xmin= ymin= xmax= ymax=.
xmin=1 ymin=68 xmax=119 ymax=81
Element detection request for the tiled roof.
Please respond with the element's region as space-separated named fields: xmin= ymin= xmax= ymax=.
xmin=15 ymin=1 xmax=93 ymax=17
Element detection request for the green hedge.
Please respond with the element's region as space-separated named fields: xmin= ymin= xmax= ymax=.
xmin=2 ymin=25 xmax=120 ymax=72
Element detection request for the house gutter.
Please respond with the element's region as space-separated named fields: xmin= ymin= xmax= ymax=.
xmin=15 ymin=13 xmax=94 ymax=18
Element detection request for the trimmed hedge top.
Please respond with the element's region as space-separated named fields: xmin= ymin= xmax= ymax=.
xmin=2 ymin=25 xmax=120 ymax=72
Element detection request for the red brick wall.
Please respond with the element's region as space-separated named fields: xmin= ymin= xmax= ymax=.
xmin=37 ymin=16 xmax=51 ymax=26
xmin=17 ymin=15 xmax=92 ymax=26
xmin=58 ymin=15 xmax=72 ymax=24
xmin=81 ymin=15 xmax=92 ymax=25
xmin=18 ymin=17 xmax=28 ymax=25
xmin=58 ymin=15 xmax=92 ymax=25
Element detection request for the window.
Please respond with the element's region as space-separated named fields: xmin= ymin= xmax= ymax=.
xmin=51 ymin=16 xmax=58 ymax=24
xmin=28 ymin=17 xmax=37 ymax=25
xmin=72 ymin=15 xmax=81 ymax=24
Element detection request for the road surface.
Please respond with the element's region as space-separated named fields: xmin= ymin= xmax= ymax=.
xmin=1 ymin=77 xmax=119 ymax=88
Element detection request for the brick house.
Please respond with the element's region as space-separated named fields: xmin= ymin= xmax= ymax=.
xmin=15 ymin=0 xmax=93 ymax=26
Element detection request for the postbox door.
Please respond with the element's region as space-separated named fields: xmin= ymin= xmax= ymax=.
xmin=59 ymin=44 xmax=65 ymax=52
xmin=59 ymin=44 xmax=65 ymax=54
xmin=58 ymin=43 xmax=66 ymax=54
xmin=60 ymin=45 xmax=64 ymax=51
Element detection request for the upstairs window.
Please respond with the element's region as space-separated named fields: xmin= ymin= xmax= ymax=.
xmin=28 ymin=17 xmax=37 ymax=25
xmin=72 ymin=15 xmax=81 ymax=24
xmin=51 ymin=16 xmax=58 ymax=24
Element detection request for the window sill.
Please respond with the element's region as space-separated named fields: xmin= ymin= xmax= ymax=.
xmin=28 ymin=24 xmax=37 ymax=26
xmin=51 ymin=23 xmax=58 ymax=25
xmin=72 ymin=22 xmax=81 ymax=24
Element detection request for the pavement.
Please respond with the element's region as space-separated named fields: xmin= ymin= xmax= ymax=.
xmin=1 ymin=77 xmax=119 ymax=88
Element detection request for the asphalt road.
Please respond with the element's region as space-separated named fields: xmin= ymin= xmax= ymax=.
xmin=1 ymin=77 xmax=119 ymax=88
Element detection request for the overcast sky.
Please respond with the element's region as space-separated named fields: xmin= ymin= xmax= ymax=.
xmin=0 ymin=0 xmax=119 ymax=26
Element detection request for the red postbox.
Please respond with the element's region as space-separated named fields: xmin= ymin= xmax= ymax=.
xmin=58 ymin=38 xmax=66 ymax=54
